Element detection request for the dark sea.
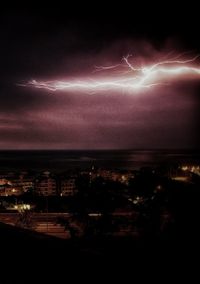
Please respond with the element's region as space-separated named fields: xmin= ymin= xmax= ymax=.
xmin=0 ymin=149 xmax=200 ymax=172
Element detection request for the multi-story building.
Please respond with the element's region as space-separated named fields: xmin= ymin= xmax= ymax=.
xmin=35 ymin=177 xmax=57 ymax=196
xmin=0 ymin=184 xmax=23 ymax=196
xmin=9 ymin=175 xmax=34 ymax=193
xmin=60 ymin=178 xmax=77 ymax=196
xmin=0 ymin=177 xmax=24 ymax=196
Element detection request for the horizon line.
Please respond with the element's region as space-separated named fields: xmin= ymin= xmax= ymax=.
xmin=0 ymin=148 xmax=199 ymax=151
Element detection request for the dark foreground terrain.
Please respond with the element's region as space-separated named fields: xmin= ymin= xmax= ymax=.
xmin=1 ymin=221 xmax=199 ymax=283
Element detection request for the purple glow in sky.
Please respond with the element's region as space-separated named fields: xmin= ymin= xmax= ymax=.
xmin=0 ymin=9 xmax=199 ymax=149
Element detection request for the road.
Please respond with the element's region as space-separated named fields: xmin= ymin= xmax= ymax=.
xmin=0 ymin=212 xmax=70 ymax=239
xmin=0 ymin=211 xmax=135 ymax=239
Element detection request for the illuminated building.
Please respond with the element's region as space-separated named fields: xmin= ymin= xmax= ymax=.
xmin=35 ymin=177 xmax=57 ymax=196
xmin=60 ymin=178 xmax=77 ymax=196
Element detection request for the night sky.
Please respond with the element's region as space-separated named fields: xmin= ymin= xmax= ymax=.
xmin=0 ymin=5 xmax=199 ymax=149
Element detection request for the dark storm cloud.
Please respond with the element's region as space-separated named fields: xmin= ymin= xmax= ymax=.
xmin=0 ymin=83 xmax=198 ymax=149
xmin=0 ymin=8 xmax=199 ymax=149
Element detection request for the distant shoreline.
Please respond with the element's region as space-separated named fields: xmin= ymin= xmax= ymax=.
xmin=0 ymin=149 xmax=199 ymax=172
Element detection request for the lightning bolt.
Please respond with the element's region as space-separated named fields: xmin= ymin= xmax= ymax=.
xmin=20 ymin=53 xmax=200 ymax=93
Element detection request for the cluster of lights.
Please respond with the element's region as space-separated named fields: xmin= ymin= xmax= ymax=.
xmin=182 ymin=165 xmax=200 ymax=175
xmin=14 ymin=204 xmax=31 ymax=211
